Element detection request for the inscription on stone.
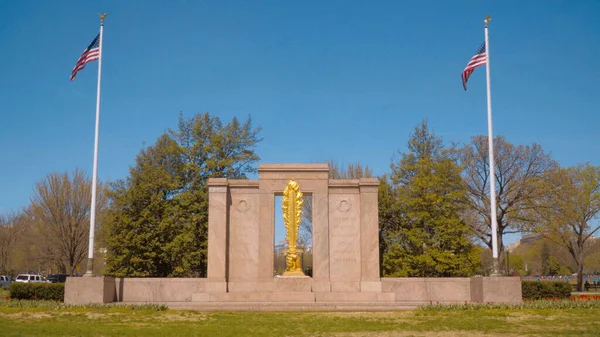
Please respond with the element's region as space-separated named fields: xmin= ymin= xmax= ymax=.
xmin=228 ymin=195 xmax=259 ymax=278
xmin=329 ymin=195 xmax=361 ymax=280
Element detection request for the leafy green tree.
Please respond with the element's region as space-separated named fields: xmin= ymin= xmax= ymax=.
xmin=508 ymin=253 xmax=527 ymax=276
xmin=104 ymin=113 xmax=261 ymax=277
xmin=541 ymin=242 xmax=551 ymax=275
xmin=531 ymin=163 xmax=600 ymax=291
xmin=380 ymin=120 xmax=480 ymax=277
xmin=548 ymin=256 xmax=561 ymax=276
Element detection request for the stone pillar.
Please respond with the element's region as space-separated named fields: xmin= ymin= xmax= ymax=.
xmin=329 ymin=180 xmax=361 ymax=292
xmin=257 ymin=180 xmax=275 ymax=279
xmin=359 ymin=178 xmax=381 ymax=292
xmin=311 ymin=189 xmax=331 ymax=291
xmin=206 ymin=178 xmax=229 ymax=293
xmin=227 ymin=180 xmax=260 ymax=281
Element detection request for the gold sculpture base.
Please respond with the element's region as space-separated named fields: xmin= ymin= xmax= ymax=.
xmin=282 ymin=270 xmax=306 ymax=277
xmin=282 ymin=248 xmax=305 ymax=277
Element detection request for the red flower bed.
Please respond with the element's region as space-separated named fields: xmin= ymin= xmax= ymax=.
xmin=571 ymin=294 xmax=600 ymax=301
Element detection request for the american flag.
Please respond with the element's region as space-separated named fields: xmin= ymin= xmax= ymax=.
xmin=461 ymin=42 xmax=486 ymax=91
xmin=70 ymin=33 xmax=100 ymax=81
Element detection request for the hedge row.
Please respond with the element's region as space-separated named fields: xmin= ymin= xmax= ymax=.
xmin=8 ymin=283 xmax=65 ymax=301
xmin=522 ymin=280 xmax=571 ymax=300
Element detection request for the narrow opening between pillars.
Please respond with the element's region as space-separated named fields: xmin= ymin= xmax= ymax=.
xmin=274 ymin=194 xmax=313 ymax=277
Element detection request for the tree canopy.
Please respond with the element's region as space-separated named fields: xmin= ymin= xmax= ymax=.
xmin=455 ymin=135 xmax=556 ymax=269
xmin=531 ymin=163 xmax=600 ymax=290
xmin=380 ymin=120 xmax=480 ymax=277
xmin=104 ymin=112 xmax=261 ymax=277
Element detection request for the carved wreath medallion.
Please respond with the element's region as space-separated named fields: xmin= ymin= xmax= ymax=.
xmin=235 ymin=199 xmax=251 ymax=213
xmin=336 ymin=198 xmax=352 ymax=213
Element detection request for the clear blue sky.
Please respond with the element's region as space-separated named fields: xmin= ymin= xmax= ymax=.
xmin=1 ymin=1 xmax=599 ymax=245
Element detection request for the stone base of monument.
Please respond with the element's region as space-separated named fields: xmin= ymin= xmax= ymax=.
xmin=315 ymin=292 xmax=395 ymax=302
xmin=64 ymin=276 xmax=115 ymax=304
xmin=65 ymin=276 xmax=522 ymax=308
xmin=228 ymin=277 xmax=312 ymax=293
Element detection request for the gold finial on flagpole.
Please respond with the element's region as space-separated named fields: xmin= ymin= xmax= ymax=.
xmin=484 ymin=15 xmax=491 ymax=26
xmin=98 ymin=13 xmax=108 ymax=24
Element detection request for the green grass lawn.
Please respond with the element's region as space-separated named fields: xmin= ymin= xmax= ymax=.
xmin=2 ymin=307 xmax=600 ymax=336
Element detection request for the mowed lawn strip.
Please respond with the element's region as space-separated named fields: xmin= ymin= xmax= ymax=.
xmin=2 ymin=308 xmax=600 ymax=336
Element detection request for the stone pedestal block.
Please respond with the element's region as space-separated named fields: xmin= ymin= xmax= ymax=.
xmin=331 ymin=281 xmax=360 ymax=292
xmin=360 ymin=281 xmax=382 ymax=292
xmin=311 ymin=279 xmax=331 ymax=292
xmin=64 ymin=276 xmax=115 ymax=304
xmin=273 ymin=277 xmax=312 ymax=292
xmin=470 ymin=277 xmax=522 ymax=303
xmin=205 ymin=280 xmax=228 ymax=293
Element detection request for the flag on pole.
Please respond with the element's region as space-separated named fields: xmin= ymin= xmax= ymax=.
xmin=70 ymin=33 xmax=100 ymax=81
xmin=461 ymin=42 xmax=487 ymax=90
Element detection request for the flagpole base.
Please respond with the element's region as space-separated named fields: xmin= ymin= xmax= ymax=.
xmin=82 ymin=258 xmax=94 ymax=277
xmin=490 ymin=258 xmax=502 ymax=277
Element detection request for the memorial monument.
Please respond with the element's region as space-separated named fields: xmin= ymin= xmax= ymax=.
xmin=65 ymin=163 xmax=522 ymax=308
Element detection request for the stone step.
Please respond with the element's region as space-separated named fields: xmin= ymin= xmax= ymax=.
xmin=207 ymin=292 xmax=315 ymax=302
xmin=315 ymin=292 xmax=395 ymax=302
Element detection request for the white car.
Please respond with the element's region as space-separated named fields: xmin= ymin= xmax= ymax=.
xmin=0 ymin=275 xmax=12 ymax=289
xmin=14 ymin=274 xmax=45 ymax=283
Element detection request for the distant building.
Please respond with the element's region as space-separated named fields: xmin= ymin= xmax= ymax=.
xmin=506 ymin=235 xmax=543 ymax=252
xmin=520 ymin=235 xmax=543 ymax=245
xmin=506 ymin=242 xmax=519 ymax=253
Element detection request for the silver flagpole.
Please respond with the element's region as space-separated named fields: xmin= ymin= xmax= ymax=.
xmin=484 ymin=15 xmax=500 ymax=276
xmin=84 ymin=13 xmax=107 ymax=277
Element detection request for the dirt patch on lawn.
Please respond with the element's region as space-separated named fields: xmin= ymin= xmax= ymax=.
xmin=316 ymin=312 xmax=412 ymax=318
xmin=0 ymin=311 xmax=53 ymax=320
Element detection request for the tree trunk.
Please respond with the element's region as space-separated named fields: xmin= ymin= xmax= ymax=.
xmin=577 ymin=262 xmax=584 ymax=292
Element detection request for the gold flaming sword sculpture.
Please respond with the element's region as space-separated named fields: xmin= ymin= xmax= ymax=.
xmin=282 ymin=180 xmax=305 ymax=276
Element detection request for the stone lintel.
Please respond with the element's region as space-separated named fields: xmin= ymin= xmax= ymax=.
xmin=328 ymin=179 xmax=360 ymax=187
xmin=329 ymin=188 xmax=360 ymax=194
xmin=207 ymin=178 xmax=229 ymax=186
xmin=258 ymin=164 xmax=330 ymax=180
xmin=358 ymin=178 xmax=379 ymax=186
xmin=359 ymin=178 xmax=379 ymax=193
xmin=228 ymin=179 xmax=259 ymax=188
xmin=258 ymin=163 xmax=329 ymax=173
